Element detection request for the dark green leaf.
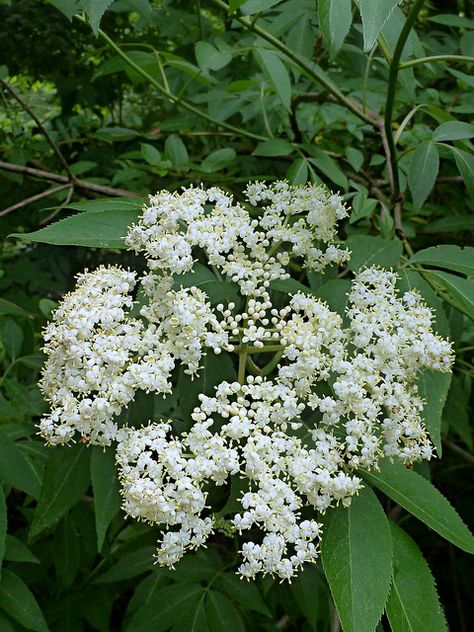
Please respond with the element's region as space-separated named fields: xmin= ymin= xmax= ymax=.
xmin=0 ymin=487 xmax=6 ymax=577
xmin=427 ymin=270 xmax=474 ymax=321
xmin=422 ymin=215 xmax=474 ymax=233
xmin=313 ymin=279 xmax=351 ymax=316
xmin=141 ymin=143 xmax=161 ymax=166
xmin=3 ymin=535 xmax=39 ymax=564
xmin=287 ymin=157 xmax=309 ymax=185
xmin=10 ymin=209 xmax=139 ymax=249
xmin=448 ymin=146 xmax=474 ymax=199
xmin=165 ymin=135 xmax=189 ymax=167
xmin=361 ymin=460 xmax=474 ymax=553
xmin=252 ymin=139 xmax=294 ymax=157
xmin=126 ymin=583 xmax=205 ymax=632
xmin=30 ymin=444 xmax=91 ymax=538
xmin=321 ymin=486 xmax=392 ymax=632
xmin=240 ymin=0 xmax=284 ymax=15
xmin=95 ymin=547 xmax=156 ymax=583
xmin=385 ymin=523 xmax=447 ymax=632
xmin=62 ymin=197 xmax=144 ymax=212
xmin=219 ymin=573 xmax=271 ymax=617
xmin=410 ymin=245 xmax=474 ymax=276
xmin=0 ymin=569 xmax=49 ymax=632
xmin=200 ymin=148 xmax=236 ymax=172
xmin=307 ymin=146 xmax=349 ymax=189
xmin=318 ymin=0 xmax=352 ymax=58
xmin=408 ymin=141 xmax=439 ymax=211
xmin=206 ymin=590 xmax=244 ymax=632
xmin=91 ymin=446 xmax=121 ymax=551
xmin=53 ymin=513 xmax=81 ymax=589
xmin=290 ymin=566 xmax=322 ymax=631
xmin=346 ymin=236 xmax=402 ymax=272
xmin=0 ymin=429 xmax=42 ymax=499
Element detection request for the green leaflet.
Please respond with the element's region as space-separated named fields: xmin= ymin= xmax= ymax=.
xmin=321 ymin=486 xmax=393 ymax=632
xmin=361 ymin=460 xmax=474 ymax=553
xmin=385 ymin=523 xmax=447 ymax=632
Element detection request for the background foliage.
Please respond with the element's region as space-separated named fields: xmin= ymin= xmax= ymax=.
xmin=1 ymin=0 xmax=474 ymax=630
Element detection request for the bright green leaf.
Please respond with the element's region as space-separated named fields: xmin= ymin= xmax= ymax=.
xmin=10 ymin=209 xmax=139 ymax=249
xmin=200 ymin=148 xmax=236 ymax=172
xmin=321 ymin=486 xmax=392 ymax=632
xmin=386 ymin=523 xmax=447 ymax=632
xmin=287 ymin=157 xmax=309 ymax=185
xmin=361 ymin=460 xmax=474 ymax=553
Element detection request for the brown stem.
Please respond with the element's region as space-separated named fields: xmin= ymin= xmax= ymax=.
xmin=39 ymin=185 xmax=75 ymax=225
xmin=0 ymin=161 xmax=138 ymax=198
xmin=0 ymin=77 xmax=75 ymax=183
xmin=0 ymin=184 xmax=71 ymax=218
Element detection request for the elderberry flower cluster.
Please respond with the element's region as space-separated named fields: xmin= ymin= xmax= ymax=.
xmin=39 ymin=182 xmax=453 ymax=580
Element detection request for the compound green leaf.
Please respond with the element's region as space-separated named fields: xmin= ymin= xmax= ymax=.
xmin=321 ymin=486 xmax=392 ymax=632
xmin=0 ymin=429 xmax=42 ymax=499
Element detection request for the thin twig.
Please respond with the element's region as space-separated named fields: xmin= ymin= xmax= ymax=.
xmin=0 ymin=77 xmax=75 ymax=183
xmin=0 ymin=161 xmax=138 ymax=198
xmin=0 ymin=184 xmax=71 ymax=218
xmin=442 ymin=438 xmax=474 ymax=465
xmin=39 ymin=185 xmax=75 ymax=225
